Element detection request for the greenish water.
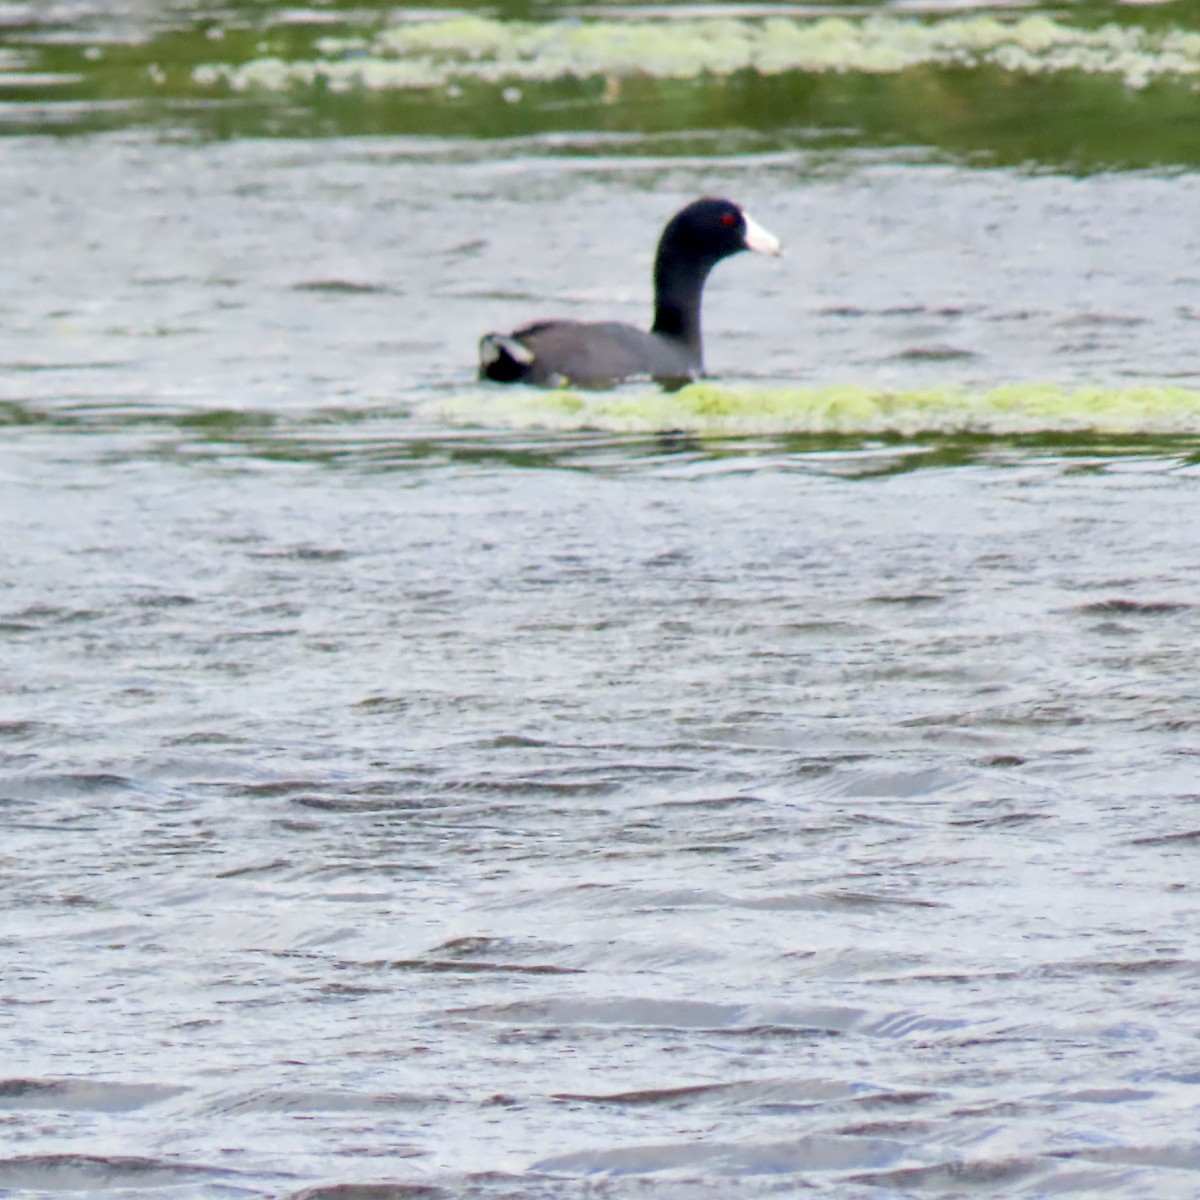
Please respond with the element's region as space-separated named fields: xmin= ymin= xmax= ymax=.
xmin=8 ymin=392 xmax=1200 ymax=472
xmin=5 ymin=1 xmax=1200 ymax=169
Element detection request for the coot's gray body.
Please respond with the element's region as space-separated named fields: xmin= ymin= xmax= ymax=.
xmin=479 ymin=198 xmax=781 ymax=388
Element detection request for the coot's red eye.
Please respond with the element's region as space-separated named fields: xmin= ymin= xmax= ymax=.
xmin=720 ymin=212 xmax=737 ymax=227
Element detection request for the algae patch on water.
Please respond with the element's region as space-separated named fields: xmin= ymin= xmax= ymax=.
xmin=429 ymin=383 xmax=1200 ymax=437
xmin=192 ymin=14 xmax=1200 ymax=93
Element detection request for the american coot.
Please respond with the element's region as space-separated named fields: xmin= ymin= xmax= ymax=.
xmin=478 ymin=197 xmax=781 ymax=388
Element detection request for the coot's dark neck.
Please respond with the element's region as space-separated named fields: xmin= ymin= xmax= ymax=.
xmin=650 ymin=239 xmax=720 ymax=358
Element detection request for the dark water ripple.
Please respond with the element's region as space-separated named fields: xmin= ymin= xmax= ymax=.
xmin=4 ymin=429 xmax=1200 ymax=1197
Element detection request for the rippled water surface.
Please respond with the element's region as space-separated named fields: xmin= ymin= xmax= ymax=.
xmin=5 ymin=2 xmax=1200 ymax=1197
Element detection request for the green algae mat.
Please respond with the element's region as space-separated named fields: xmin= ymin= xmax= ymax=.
xmin=426 ymin=383 xmax=1200 ymax=437
xmin=3 ymin=3 xmax=1200 ymax=168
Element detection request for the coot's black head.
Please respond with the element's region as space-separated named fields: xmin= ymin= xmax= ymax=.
xmin=659 ymin=197 xmax=782 ymax=265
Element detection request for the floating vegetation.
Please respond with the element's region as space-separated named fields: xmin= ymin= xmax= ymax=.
xmin=6 ymin=6 xmax=1200 ymax=163
xmin=428 ymin=383 xmax=1200 ymax=437
xmin=192 ymin=14 xmax=1200 ymax=94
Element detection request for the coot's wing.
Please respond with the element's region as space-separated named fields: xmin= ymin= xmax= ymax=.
xmin=481 ymin=320 xmax=698 ymax=387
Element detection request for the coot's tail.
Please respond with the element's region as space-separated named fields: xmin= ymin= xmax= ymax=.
xmin=479 ymin=333 xmax=535 ymax=383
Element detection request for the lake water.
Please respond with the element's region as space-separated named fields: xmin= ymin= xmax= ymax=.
xmin=3 ymin=3 xmax=1200 ymax=1198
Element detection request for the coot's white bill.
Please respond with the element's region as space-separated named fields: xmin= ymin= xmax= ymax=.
xmin=742 ymin=211 xmax=782 ymax=257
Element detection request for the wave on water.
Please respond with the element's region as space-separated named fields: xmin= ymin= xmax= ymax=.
xmin=427 ymin=383 xmax=1200 ymax=438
